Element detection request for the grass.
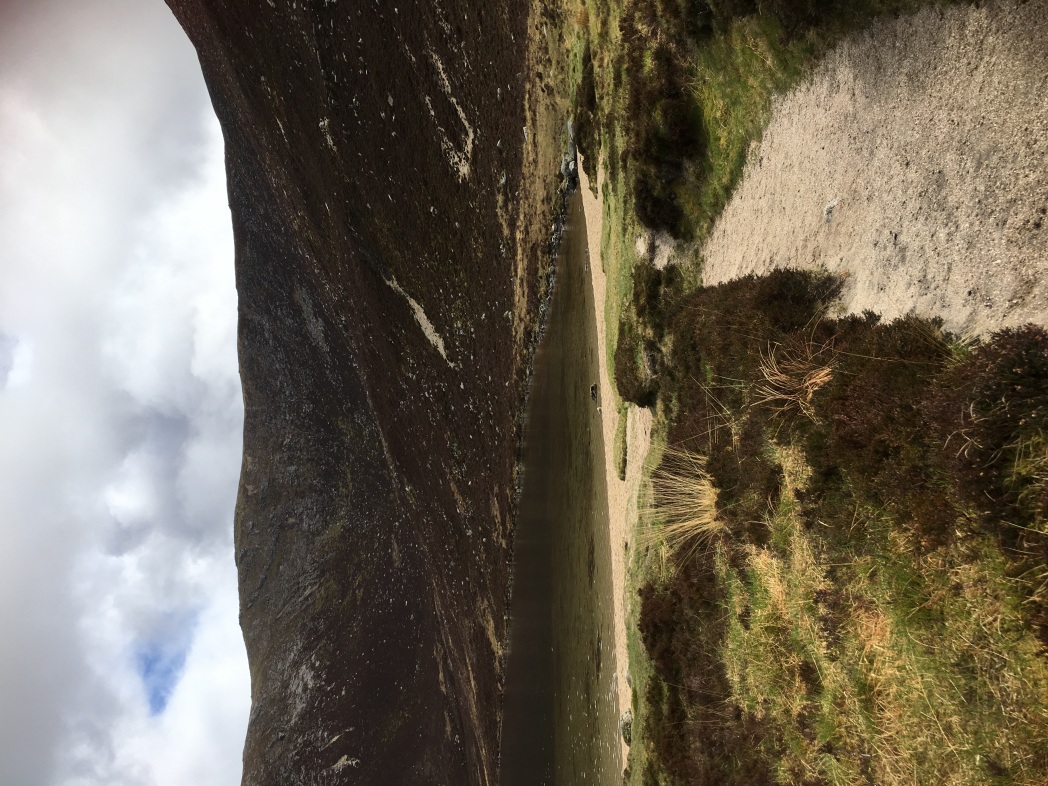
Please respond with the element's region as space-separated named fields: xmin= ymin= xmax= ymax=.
xmin=717 ymin=446 xmax=1048 ymax=785
xmin=642 ymin=446 xmax=724 ymax=560
xmin=614 ymin=402 xmax=630 ymax=480
xmin=627 ymin=270 xmax=1048 ymax=785
xmin=677 ymin=13 xmax=816 ymax=246
xmin=1012 ymin=434 xmax=1048 ymax=524
xmin=623 ymin=424 xmax=672 ymax=785
xmin=753 ymin=339 xmax=837 ymax=422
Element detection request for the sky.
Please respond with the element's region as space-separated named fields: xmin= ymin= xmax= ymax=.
xmin=0 ymin=1 xmax=249 ymax=784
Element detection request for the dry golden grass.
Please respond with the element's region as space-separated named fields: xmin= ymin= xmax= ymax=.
xmin=770 ymin=441 xmax=812 ymax=498
xmin=642 ymin=446 xmax=724 ymax=559
xmin=754 ymin=341 xmax=836 ymax=421
xmin=574 ymin=2 xmax=589 ymax=30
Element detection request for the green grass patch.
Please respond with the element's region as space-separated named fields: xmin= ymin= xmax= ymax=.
xmin=631 ymin=270 xmax=1048 ymax=785
xmin=678 ymin=14 xmax=814 ymax=246
xmin=614 ymin=402 xmax=630 ymax=480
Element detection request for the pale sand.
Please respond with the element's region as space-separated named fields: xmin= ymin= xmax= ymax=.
xmin=702 ymin=0 xmax=1048 ymax=335
xmin=578 ymin=159 xmax=652 ymax=765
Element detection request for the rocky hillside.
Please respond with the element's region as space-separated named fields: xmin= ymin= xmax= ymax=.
xmin=164 ymin=2 xmax=543 ymax=783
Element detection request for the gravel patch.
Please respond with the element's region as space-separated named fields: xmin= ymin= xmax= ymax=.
xmin=702 ymin=0 xmax=1048 ymax=335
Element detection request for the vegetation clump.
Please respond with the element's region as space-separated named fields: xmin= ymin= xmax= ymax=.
xmin=618 ymin=0 xmax=707 ymax=237
xmin=565 ymin=1 xmax=1021 ymax=782
xmin=643 ymin=447 xmax=724 ymax=557
xmin=614 ymin=261 xmax=686 ymax=407
xmin=633 ymin=270 xmax=1048 ymax=785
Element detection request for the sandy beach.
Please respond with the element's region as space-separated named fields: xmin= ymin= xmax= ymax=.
xmin=578 ymin=159 xmax=652 ymax=765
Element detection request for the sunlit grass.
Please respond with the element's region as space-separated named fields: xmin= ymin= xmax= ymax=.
xmin=754 ymin=340 xmax=836 ymax=422
xmin=642 ymin=446 xmax=725 ymax=560
xmin=679 ymin=14 xmax=815 ymax=250
xmin=717 ymin=446 xmax=1048 ymax=785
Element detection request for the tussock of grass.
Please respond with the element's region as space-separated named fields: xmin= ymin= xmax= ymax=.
xmin=754 ymin=340 xmax=836 ymax=422
xmin=643 ymin=446 xmax=724 ymax=557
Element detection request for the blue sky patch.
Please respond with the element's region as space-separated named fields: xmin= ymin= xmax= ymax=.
xmin=134 ymin=621 xmax=195 ymax=715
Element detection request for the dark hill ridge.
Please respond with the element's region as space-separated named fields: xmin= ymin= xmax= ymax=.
xmin=164 ymin=2 xmax=539 ymax=783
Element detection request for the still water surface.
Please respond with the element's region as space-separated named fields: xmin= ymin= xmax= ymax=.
xmin=499 ymin=191 xmax=621 ymax=785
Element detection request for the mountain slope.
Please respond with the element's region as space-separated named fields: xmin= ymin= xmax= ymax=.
xmin=164 ymin=2 xmax=542 ymax=783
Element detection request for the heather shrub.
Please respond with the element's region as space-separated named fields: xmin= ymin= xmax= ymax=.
xmin=615 ymin=319 xmax=658 ymax=407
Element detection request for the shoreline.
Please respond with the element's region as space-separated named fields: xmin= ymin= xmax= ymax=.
xmin=577 ymin=158 xmax=652 ymax=767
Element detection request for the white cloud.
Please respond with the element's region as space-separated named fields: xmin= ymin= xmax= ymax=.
xmin=0 ymin=1 xmax=248 ymax=784
xmin=120 ymin=586 xmax=249 ymax=786
xmin=6 ymin=338 xmax=33 ymax=387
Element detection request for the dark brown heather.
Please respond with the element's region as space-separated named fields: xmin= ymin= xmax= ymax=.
xmin=164 ymin=2 xmax=537 ymax=784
